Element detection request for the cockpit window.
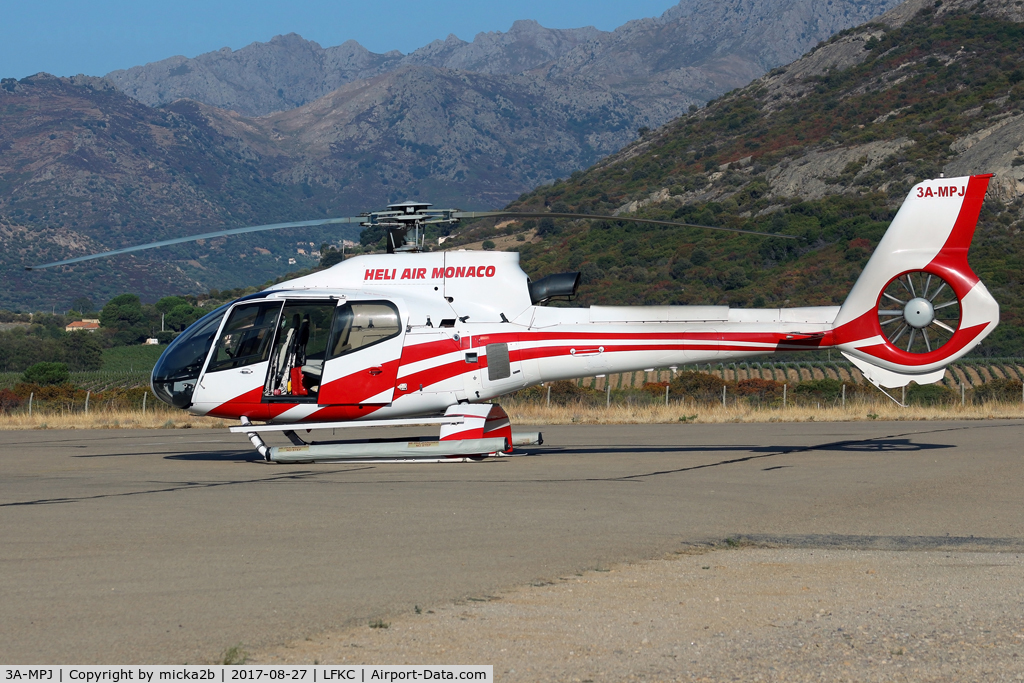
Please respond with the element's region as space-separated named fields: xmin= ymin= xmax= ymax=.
xmin=208 ymin=301 xmax=283 ymax=372
xmin=151 ymin=303 xmax=230 ymax=409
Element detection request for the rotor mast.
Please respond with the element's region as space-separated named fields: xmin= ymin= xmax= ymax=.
xmin=375 ymin=201 xmax=460 ymax=253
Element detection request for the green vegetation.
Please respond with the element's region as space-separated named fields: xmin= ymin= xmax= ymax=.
xmin=0 ymin=292 xmax=197 ymax=373
xmin=22 ymin=361 xmax=69 ymax=386
xmin=0 ymin=318 xmax=102 ymax=372
xmin=509 ymin=362 xmax=1024 ymax=409
xmin=100 ymin=345 xmax=166 ymax=372
xmin=219 ymin=645 xmax=248 ymax=666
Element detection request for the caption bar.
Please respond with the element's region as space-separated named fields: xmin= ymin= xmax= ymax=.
xmin=1 ymin=667 xmax=492 ymax=683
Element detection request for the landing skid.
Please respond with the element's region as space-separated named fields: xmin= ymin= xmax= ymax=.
xmin=231 ymin=404 xmax=542 ymax=463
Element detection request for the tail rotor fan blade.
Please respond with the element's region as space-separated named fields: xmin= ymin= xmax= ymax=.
xmin=877 ymin=270 xmax=961 ymax=354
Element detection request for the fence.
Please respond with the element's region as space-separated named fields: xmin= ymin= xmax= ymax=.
xmin=0 ymin=383 xmax=172 ymax=417
xmin=514 ymin=359 xmax=1024 ymax=410
xmin=0 ymin=370 xmax=152 ymax=392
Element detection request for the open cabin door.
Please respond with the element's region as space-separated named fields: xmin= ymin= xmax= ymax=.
xmin=191 ymin=299 xmax=283 ymax=419
xmin=317 ymin=299 xmax=406 ymax=405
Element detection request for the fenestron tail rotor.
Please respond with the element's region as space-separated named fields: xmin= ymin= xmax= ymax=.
xmin=25 ymin=204 xmax=797 ymax=271
xmin=877 ymin=270 xmax=961 ymax=354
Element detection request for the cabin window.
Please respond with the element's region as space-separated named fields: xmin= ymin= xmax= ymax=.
xmin=327 ymin=301 xmax=401 ymax=359
xmin=264 ymin=301 xmax=336 ymax=399
xmin=208 ymin=301 xmax=282 ymax=372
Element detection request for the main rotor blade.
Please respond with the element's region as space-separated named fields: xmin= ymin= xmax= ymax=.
xmin=453 ymin=211 xmax=798 ymax=239
xmin=25 ymin=216 xmax=368 ymax=270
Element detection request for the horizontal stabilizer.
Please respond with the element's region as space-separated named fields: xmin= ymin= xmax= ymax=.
xmin=843 ymin=352 xmax=945 ymax=389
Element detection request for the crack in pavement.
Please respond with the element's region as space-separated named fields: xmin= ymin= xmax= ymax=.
xmin=0 ymin=466 xmax=375 ymax=507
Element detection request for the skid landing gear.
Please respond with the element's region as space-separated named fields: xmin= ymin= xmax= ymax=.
xmin=235 ymin=404 xmax=542 ymax=463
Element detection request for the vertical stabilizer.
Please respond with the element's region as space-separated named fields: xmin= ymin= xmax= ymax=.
xmin=831 ymin=174 xmax=998 ymax=384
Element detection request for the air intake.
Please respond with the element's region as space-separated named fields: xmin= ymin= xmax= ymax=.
xmin=528 ymin=272 xmax=581 ymax=305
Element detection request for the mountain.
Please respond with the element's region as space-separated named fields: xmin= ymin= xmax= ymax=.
xmin=106 ymin=0 xmax=900 ymax=125
xmin=464 ymin=0 xmax=1024 ymax=355
xmin=0 ymin=0 xmax=902 ymax=312
xmin=197 ymin=64 xmax=653 ymax=210
xmin=104 ymin=22 xmax=607 ymax=118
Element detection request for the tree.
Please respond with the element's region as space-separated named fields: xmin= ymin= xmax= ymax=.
xmin=22 ymin=361 xmax=70 ymax=386
xmin=71 ymin=296 xmax=95 ymax=314
xmin=100 ymin=294 xmax=149 ymax=345
xmin=320 ymin=245 xmax=345 ymax=268
xmin=537 ymin=218 xmax=560 ymax=238
xmin=164 ymin=303 xmax=202 ymax=331
xmin=62 ymin=331 xmax=103 ymax=370
xmin=101 ymin=294 xmax=144 ymax=328
xmin=155 ymin=296 xmax=190 ymax=313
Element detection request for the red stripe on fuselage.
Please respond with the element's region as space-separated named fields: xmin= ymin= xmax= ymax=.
xmin=399 ymin=338 xmax=461 ymax=365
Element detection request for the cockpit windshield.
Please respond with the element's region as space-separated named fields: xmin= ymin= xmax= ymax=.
xmin=151 ymin=303 xmax=230 ymax=408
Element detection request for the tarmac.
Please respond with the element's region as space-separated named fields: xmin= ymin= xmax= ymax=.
xmin=1 ymin=419 xmax=1022 ymax=665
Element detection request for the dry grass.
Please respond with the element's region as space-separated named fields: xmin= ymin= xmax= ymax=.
xmin=502 ymin=399 xmax=1024 ymax=424
xmin=0 ymin=408 xmax=239 ymax=430
xmin=1 ymin=400 xmax=1021 ymax=431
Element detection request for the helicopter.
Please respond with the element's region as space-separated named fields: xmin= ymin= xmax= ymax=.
xmin=28 ymin=174 xmax=999 ymax=462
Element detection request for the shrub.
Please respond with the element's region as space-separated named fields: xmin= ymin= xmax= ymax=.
xmin=669 ymin=371 xmax=726 ymax=402
xmin=0 ymin=388 xmax=22 ymax=412
xmin=511 ymin=380 xmax=600 ymax=405
xmin=906 ymin=383 xmax=954 ymax=406
xmin=971 ymin=378 xmax=1024 ymax=404
xmin=642 ymin=381 xmax=669 ymax=396
xmin=22 ymin=362 xmax=70 ymax=386
xmin=793 ymin=378 xmax=845 ymax=402
xmin=735 ymin=378 xmax=785 ymax=399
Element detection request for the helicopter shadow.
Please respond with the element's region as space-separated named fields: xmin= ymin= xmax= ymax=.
xmin=156 ymin=438 xmax=953 ymax=470
xmin=539 ymin=438 xmax=953 ymax=457
xmin=817 ymin=438 xmax=952 ymax=453
xmin=165 ymin=450 xmax=264 ymax=462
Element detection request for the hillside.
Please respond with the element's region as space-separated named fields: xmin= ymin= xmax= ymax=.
xmin=464 ymin=0 xmax=1024 ymax=356
xmin=0 ymin=76 xmax=361 ymax=311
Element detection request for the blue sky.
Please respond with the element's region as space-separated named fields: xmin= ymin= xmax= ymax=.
xmin=3 ymin=0 xmax=679 ymax=79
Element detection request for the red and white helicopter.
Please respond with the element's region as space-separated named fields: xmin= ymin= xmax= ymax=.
xmin=30 ymin=174 xmax=999 ymax=462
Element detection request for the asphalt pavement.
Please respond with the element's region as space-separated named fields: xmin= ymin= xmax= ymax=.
xmin=1 ymin=419 xmax=1022 ymax=663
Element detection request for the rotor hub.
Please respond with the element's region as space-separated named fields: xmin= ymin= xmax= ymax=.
xmin=877 ymin=271 xmax=960 ymax=354
xmin=903 ymin=297 xmax=935 ymax=329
